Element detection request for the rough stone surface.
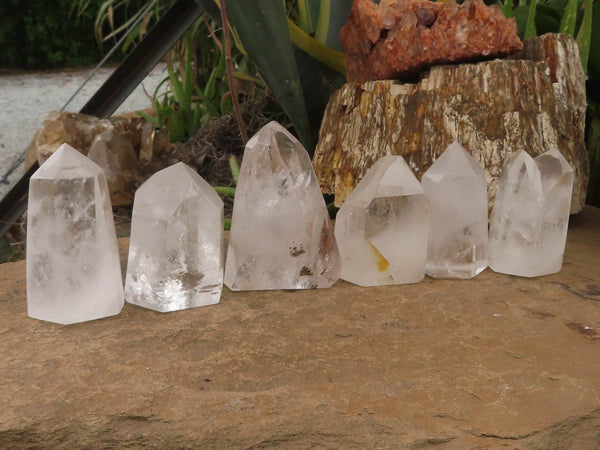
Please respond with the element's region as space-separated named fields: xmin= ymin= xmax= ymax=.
xmin=314 ymin=33 xmax=588 ymax=215
xmin=24 ymin=111 xmax=169 ymax=206
xmin=2 ymin=207 xmax=600 ymax=447
xmin=87 ymin=130 xmax=139 ymax=205
xmin=341 ymin=0 xmax=523 ymax=83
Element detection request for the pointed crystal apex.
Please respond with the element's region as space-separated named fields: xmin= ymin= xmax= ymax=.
xmin=224 ymin=121 xmax=340 ymax=291
xmin=125 ymin=163 xmax=224 ymax=312
xmin=489 ymin=148 xmax=573 ymax=277
xmin=335 ymin=155 xmax=428 ymax=286
xmin=33 ymin=143 xmax=103 ymax=180
xmin=421 ymin=142 xmax=488 ymax=279
xmin=27 ymin=143 xmax=123 ymax=324
xmin=425 ymin=141 xmax=485 ymax=183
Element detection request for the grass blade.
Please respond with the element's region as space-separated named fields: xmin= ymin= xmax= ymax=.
xmin=576 ymin=0 xmax=593 ymax=72
xmin=524 ymin=0 xmax=538 ymax=39
xmin=559 ymin=0 xmax=578 ymax=35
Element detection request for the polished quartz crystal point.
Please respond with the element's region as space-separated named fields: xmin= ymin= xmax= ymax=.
xmin=27 ymin=143 xmax=123 ymax=324
xmin=489 ymin=148 xmax=573 ymax=277
xmin=421 ymin=141 xmax=488 ymax=278
xmin=224 ymin=121 xmax=340 ymax=291
xmin=125 ymin=162 xmax=223 ymax=311
xmin=334 ymin=155 xmax=428 ymax=286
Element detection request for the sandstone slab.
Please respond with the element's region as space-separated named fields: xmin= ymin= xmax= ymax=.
xmin=2 ymin=208 xmax=600 ymax=447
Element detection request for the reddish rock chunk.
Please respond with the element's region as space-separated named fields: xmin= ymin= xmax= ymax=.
xmin=341 ymin=0 xmax=523 ymax=82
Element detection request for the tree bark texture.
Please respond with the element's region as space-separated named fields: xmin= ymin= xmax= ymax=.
xmin=313 ymin=33 xmax=588 ymax=214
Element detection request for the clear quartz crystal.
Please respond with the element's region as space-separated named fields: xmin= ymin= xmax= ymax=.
xmin=224 ymin=121 xmax=340 ymax=291
xmin=125 ymin=162 xmax=223 ymax=311
xmin=335 ymin=155 xmax=428 ymax=286
xmin=421 ymin=141 xmax=488 ymax=278
xmin=489 ymin=148 xmax=573 ymax=277
xmin=26 ymin=143 xmax=124 ymax=324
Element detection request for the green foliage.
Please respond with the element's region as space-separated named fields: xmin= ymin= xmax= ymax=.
xmin=222 ymin=0 xmax=349 ymax=152
xmin=138 ymin=39 xmax=235 ymax=143
xmin=524 ymin=0 xmax=538 ymax=39
xmin=0 ymin=0 xmax=107 ymax=69
xmin=586 ymin=110 xmax=600 ymax=206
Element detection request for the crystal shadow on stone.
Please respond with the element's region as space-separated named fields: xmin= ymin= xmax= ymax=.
xmin=489 ymin=148 xmax=574 ymax=277
xmin=335 ymin=155 xmax=429 ymax=286
xmin=125 ymin=162 xmax=224 ymax=312
xmin=421 ymin=141 xmax=488 ymax=279
xmin=224 ymin=122 xmax=340 ymax=291
xmin=26 ymin=143 xmax=124 ymax=324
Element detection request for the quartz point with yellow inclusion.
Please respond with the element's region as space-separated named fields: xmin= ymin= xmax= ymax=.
xmin=27 ymin=143 xmax=124 ymax=324
xmin=125 ymin=162 xmax=223 ymax=311
xmin=224 ymin=121 xmax=340 ymax=291
xmin=334 ymin=155 xmax=428 ymax=286
xmin=488 ymin=148 xmax=573 ymax=277
xmin=421 ymin=141 xmax=488 ymax=278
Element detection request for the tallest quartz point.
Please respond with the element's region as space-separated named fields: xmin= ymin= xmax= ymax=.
xmin=27 ymin=143 xmax=124 ymax=324
xmin=225 ymin=122 xmax=340 ymax=291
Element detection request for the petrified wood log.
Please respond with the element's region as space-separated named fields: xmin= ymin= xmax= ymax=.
xmin=313 ymin=33 xmax=588 ymax=214
xmin=341 ymin=0 xmax=523 ymax=83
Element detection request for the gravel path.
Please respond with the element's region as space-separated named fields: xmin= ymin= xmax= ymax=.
xmin=0 ymin=64 xmax=167 ymax=199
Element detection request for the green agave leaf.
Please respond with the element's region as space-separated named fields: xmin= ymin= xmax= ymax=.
xmin=587 ymin=2 xmax=600 ymax=81
xmin=524 ymin=0 xmax=538 ymax=39
xmin=586 ymin=115 xmax=600 ymax=206
xmin=503 ymin=0 xmax=514 ymax=18
xmin=224 ymin=0 xmax=312 ymax=149
xmin=558 ymin=0 xmax=578 ymax=35
xmin=576 ymin=0 xmax=593 ymax=72
xmin=297 ymin=0 xmax=321 ymax=34
xmin=288 ymin=21 xmax=346 ymax=74
xmin=314 ymin=0 xmax=353 ymax=52
xmin=292 ymin=45 xmax=346 ymax=140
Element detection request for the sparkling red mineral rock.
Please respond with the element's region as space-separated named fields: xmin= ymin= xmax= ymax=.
xmin=341 ymin=0 xmax=523 ymax=83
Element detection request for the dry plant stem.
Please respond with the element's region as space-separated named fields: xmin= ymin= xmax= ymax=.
xmin=203 ymin=15 xmax=223 ymax=52
xmin=219 ymin=0 xmax=249 ymax=144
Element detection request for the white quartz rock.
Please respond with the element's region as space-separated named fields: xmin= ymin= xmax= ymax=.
xmin=224 ymin=121 xmax=340 ymax=291
xmin=26 ymin=143 xmax=124 ymax=324
xmin=489 ymin=148 xmax=574 ymax=277
xmin=125 ymin=162 xmax=223 ymax=311
xmin=335 ymin=155 xmax=429 ymax=286
xmin=421 ymin=141 xmax=488 ymax=278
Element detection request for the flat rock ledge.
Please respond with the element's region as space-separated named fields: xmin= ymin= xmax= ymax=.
xmin=2 ymin=207 xmax=600 ymax=448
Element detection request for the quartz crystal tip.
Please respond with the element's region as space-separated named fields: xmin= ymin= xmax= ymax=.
xmin=335 ymin=155 xmax=429 ymax=286
xmin=224 ymin=121 xmax=340 ymax=291
xmin=488 ymin=148 xmax=573 ymax=277
xmin=26 ymin=143 xmax=124 ymax=324
xmin=421 ymin=141 xmax=488 ymax=279
xmin=125 ymin=162 xmax=224 ymax=312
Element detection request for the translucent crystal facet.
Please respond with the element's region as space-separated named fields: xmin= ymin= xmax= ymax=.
xmin=335 ymin=155 xmax=428 ymax=286
xmin=87 ymin=129 xmax=137 ymax=184
xmin=26 ymin=143 xmax=124 ymax=324
xmin=489 ymin=149 xmax=574 ymax=277
xmin=224 ymin=121 xmax=340 ymax=291
xmin=125 ymin=162 xmax=224 ymax=311
xmin=421 ymin=142 xmax=488 ymax=278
